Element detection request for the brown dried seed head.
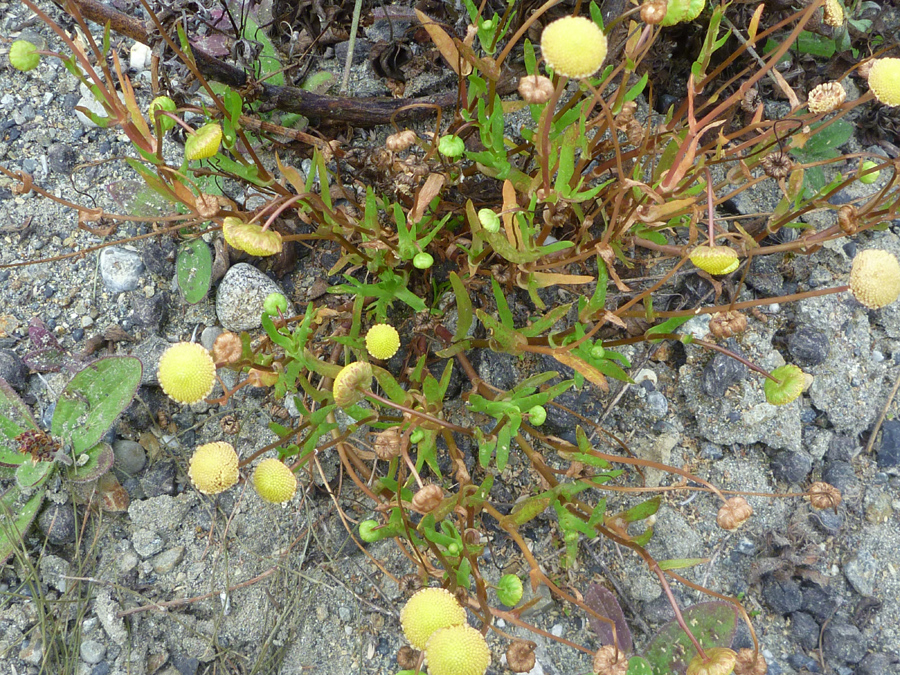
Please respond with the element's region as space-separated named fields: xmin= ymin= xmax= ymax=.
xmin=709 ymin=310 xmax=748 ymax=339
xmin=592 ymin=645 xmax=628 ymax=675
xmin=399 ymin=573 xmax=424 ymax=596
xmin=807 ymin=81 xmax=846 ymax=114
xmin=374 ymin=427 xmax=403 ymax=460
xmin=857 ymin=60 xmax=873 ymax=81
xmin=625 ymin=118 xmax=644 ymax=146
xmin=838 ymin=205 xmax=859 ymax=235
xmin=742 ymin=87 xmax=761 ymax=113
xmin=616 ymin=100 xmax=638 ymax=125
xmin=761 ymin=151 xmax=792 ymax=179
xmin=506 ymin=641 xmax=537 ymax=673
xmin=735 ymin=648 xmax=768 ymax=675
xmin=808 ymin=481 xmax=842 ymax=510
xmin=220 ymin=414 xmax=240 ymax=435
xmin=518 ymin=74 xmax=555 ymax=104
xmin=386 ymin=129 xmax=417 ymax=152
xmin=212 ymin=331 xmax=243 ymax=364
xmin=333 ymin=361 xmax=373 ymax=407
xmin=195 ymin=192 xmax=219 ymax=218
xmin=397 ymin=645 xmax=420 ymax=670
xmin=717 ymin=496 xmax=753 ymax=530
xmin=640 ymin=0 xmax=668 ymax=25
xmin=824 ymin=0 xmax=844 ymax=27
xmin=411 ymin=484 xmax=444 ymax=513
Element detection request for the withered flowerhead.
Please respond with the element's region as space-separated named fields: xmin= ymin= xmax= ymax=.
xmin=709 ymin=311 xmax=748 ymax=339
xmin=640 ymin=0 xmax=668 ymax=25
xmin=823 ymin=0 xmax=844 ymax=26
xmin=212 ymin=331 xmax=243 ymax=365
xmin=373 ymin=427 xmax=403 ymax=461
xmin=717 ymin=496 xmax=752 ymax=530
xmin=734 ymin=647 xmax=768 ymax=675
xmin=518 ymin=74 xmax=555 ymax=104
xmin=16 ymin=429 xmax=62 ymax=463
xmin=686 ymin=648 xmax=737 ymax=675
xmin=411 ymin=484 xmax=444 ymax=513
xmin=386 ymin=129 xmax=417 ymax=152
xmin=592 ymin=645 xmax=628 ymax=675
xmin=506 ymin=641 xmax=536 ymax=673
xmin=808 ymin=481 xmax=842 ymax=510
xmin=807 ymin=81 xmax=846 ymax=114
xmin=332 ymin=361 xmax=373 ymax=407
xmin=761 ymin=151 xmax=792 ymax=179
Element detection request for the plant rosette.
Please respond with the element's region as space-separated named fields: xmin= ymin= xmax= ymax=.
xmin=157 ymin=342 xmax=216 ymax=404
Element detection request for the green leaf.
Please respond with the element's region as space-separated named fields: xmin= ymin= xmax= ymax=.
xmin=657 ymin=557 xmax=708 ymax=571
xmin=69 ymin=442 xmax=115 ymax=483
xmin=645 ymin=316 xmax=693 ymax=340
xmin=797 ymin=30 xmax=836 ymax=58
xmin=176 ymin=239 xmax=212 ymax=304
xmin=623 ymin=497 xmax=661 ymax=522
xmin=51 ymin=357 xmax=143 ymax=454
xmin=16 ymin=459 xmax=54 ymax=489
xmin=0 ymin=487 xmax=44 ymax=565
xmin=627 ymin=657 xmax=654 ymax=675
xmin=624 ymin=72 xmax=649 ymax=103
xmin=0 ymin=379 xmax=39 ymax=466
xmin=642 ymin=602 xmax=738 ymax=675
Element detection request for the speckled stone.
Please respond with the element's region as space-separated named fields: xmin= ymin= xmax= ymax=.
xmin=215 ymin=263 xmax=294 ymax=332
xmin=100 ymin=246 xmax=144 ymax=293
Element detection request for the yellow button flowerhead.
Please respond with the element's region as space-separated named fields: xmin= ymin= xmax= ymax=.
xmin=252 ymin=458 xmax=297 ymax=504
xmin=158 ymin=342 xmax=216 ymax=404
xmin=425 ymin=624 xmax=491 ymax=675
xmin=189 ymin=442 xmax=239 ymax=495
xmin=689 ymin=245 xmax=740 ymax=275
xmin=868 ymin=58 xmax=900 ymax=106
xmin=9 ymin=40 xmax=41 ymax=72
xmin=541 ymin=16 xmax=607 ymax=79
xmin=332 ymin=361 xmax=373 ymax=407
xmin=365 ymin=324 xmax=400 ymax=360
xmin=222 ymin=217 xmax=283 ymax=256
xmin=400 ymin=587 xmax=466 ymax=650
xmin=850 ymin=249 xmax=900 ymax=309
xmin=185 ymin=122 xmax=223 ymax=160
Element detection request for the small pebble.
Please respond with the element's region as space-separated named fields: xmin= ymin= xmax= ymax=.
xmin=770 ymin=450 xmax=812 ymax=484
xmin=788 ymin=327 xmax=830 ymax=365
xmin=100 ymin=246 xmax=145 ymax=294
xmin=112 ymin=439 xmax=147 ymax=474
xmin=80 ymin=640 xmax=107 ymax=664
xmin=215 ymin=263 xmax=294 ymax=332
xmin=47 ymin=142 xmax=77 ymax=174
xmin=876 ymin=420 xmax=900 ymax=471
xmin=823 ymin=622 xmax=867 ymax=664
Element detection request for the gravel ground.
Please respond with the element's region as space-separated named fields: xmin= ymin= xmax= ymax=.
xmin=1 ymin=2 xmax=900 ymax=675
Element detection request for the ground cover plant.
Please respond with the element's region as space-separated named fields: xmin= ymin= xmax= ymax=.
xmin=1 ymin=0 xmax=899 ymax=673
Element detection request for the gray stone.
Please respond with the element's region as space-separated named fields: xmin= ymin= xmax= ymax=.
xmin=19 ymin=639 xmax=43 ymax=665
xmin=112 ymin=439 xmax=146 ymax=474
xmin=844 ymin=549 xmax=878 ymax=597
xmin=100 ymin=246 xmax=144 ymax=293
xmin=0 ymin=348 xmax=27 ymax=390
xmin=788 ymin=327 xmax=830 ymax=366
xmin=823 ymin=622 xmax=867 ymax=664
xmin=132 ymin=528 xmax=165 ymax=558
xmin=771 ymin=450 xmax=812 ymax=484
xmin=200 ymin=326 xmax=223 ymax=351
xmin=129 ymin=293 xmax=167 ymax=332
xmin=130 ymin=334 xmax=170 ymax=386
xmin=823 ymin=461 xmax=862 ymax=505
xmin=94 ymin=589 xmax=128 ymax=645
xmin=38 ymin=502 xmax=77 ymax=545
xmin=700 ymin=345 xmax=748 ymax=398
xmin=80 ymin=639 xmax=106 ymax=664
xmin=128 ymin=493 xmax=196 ymax=534
xmin=801 ymin=585 xmax=838 ymax=623
xmin=151 ymin=546 xmax=185 ymax=574
xmin=856 ymin=652 xmax=900 ymax=675
xmin=215 ymin=263 xmax=294 ymax=331
xmin=789 ymin=611 xmax=819 ymax=651
xmin=877 ymin=420 xmax=900 ymax=471
xmin=140 ymin=459 xmax=177 ymax=497
xmin=39 ymin=554 xmax=71 ymax=593
xmin=762 ymin=577 xmax=803 ymax=614
xmin=47 ymin=142 xmax=77 ymax=174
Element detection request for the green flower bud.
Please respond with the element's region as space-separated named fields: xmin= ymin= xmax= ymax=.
xmin=148 ymin=96 xmax=177 ymax=133
xmin=590 ymin=344 xmax=606 ymax=360
xmin=859 ymin=160 xmax=881 ymax=184
xmin=528 ymin=405 xmax=547 ymax=426
xmin=410 ymin=429 xmax=425 ymax=444
xmin=9 ymin=41 xmax=40 ymax=72
xmin=413 ymin=252 xmax=434 ymax=269
xmin=497 ymin=574 xmax=524 ymax=606
xmin=263 ymin=292 xmax=288 ymax=315
xmin=478 ymin=208 xmax=501 ymax=233
xmin=438 ymin=135 xmax=465 ymax=158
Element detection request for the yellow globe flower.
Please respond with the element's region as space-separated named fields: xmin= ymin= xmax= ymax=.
xmin=185 ymin=123 xmax=223 ymax=160
xmin=868 ymin=58 xmax=900 ymax=107
xmin=540 ymin=16 xmax=607 ymax=79
xmin=850 ymin=249 xmax=900 ymax=309
xmin=252 ymin=458 xmax=297 ymax=504
xmin=157 ymin=342 xmax=216 ymax=404
xmin=425 ymin=624 xmax=491 ymax=675
xmin=189 ymin=442 xmax=239 ymax=495
xmin=689 ymin=245 xmax=740 ymax=275
xmin=400 ymin=588 xmax=466 ymax=650
xmin=365 ymin=324 xmax=400 ymax=360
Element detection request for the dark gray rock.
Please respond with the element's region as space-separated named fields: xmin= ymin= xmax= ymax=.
xmin=827 ymin=434 xmax=858 ymax=463
xmin=856 ymin=652 xmax=900 ymax=675
xmin=47 ymin=142 xmax=77 ymax=174
xmin=810 ymin=507 xmax=843 ymax=534
xmin=802 ymin=585 xmax=839 ymax=624
xmin=0 ymin=349 xmax=27 ymax=390
xmin=762 ymin=577 xmax=803 ymax=614
xmin=100 ymin=247 xmax=144 ymax=294
xmin=844 ymin=550 xmax=878 ymax=597
xmin=38 ymin=502 xmax=77 ymax=545
xmin=824 ymin=623 xmax=868 ymax=664
xmin=787 ymin=653 xmax=821 ymax=672
xmin=141 ymin=239 xmax=176 ymax=278
xmin=140 ymin=460 xmax=177 ymax=497
xmin=129 ymin=293 xmax=167 ymax=332
xmin=788 ymin=327 xmax=830 ymax=366
xmin=877 ymin=420 xmax=900 ymax=471
xmin=173 ymin=654 xmax=200 ymax=675
xmin=790 ymin=611 xmax=820 ymax=651
xmin=700 ymin=342 xmax=748 ymax=398
xmin=771 ymin=451 xmax=813 ymax=483
xmin=112 ymin=439 xmax=146 ymax=474
xmin=334 ymin=39 xmax=372 ymax=62
xmin=700 ymin=443 xmax=724 ymax=460
xmin=823 ymin=461 xmax=862 ymax=504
